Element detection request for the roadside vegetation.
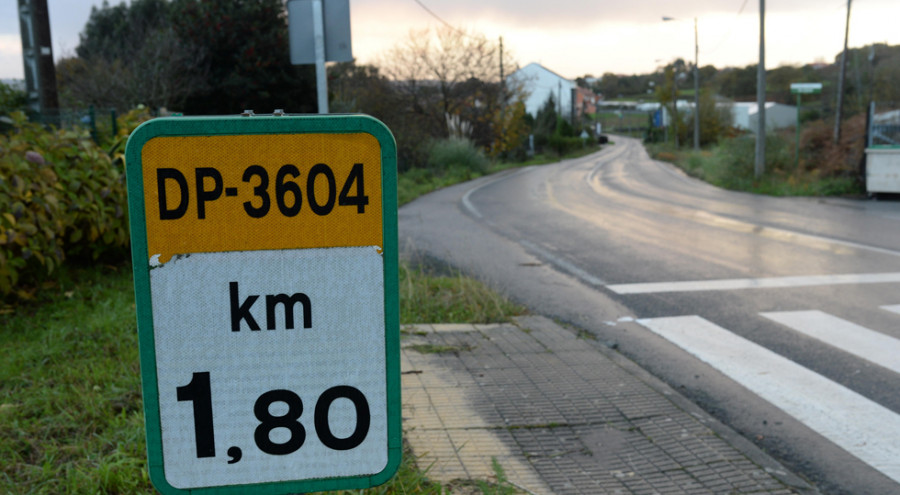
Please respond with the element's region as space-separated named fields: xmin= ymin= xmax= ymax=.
xmin=399 ymin=135 xmax=601 ymax=205
xmin=400 ymin=261 xmax=526 ymax=323
xmin=646 ymin=117 xmax=865 ymax=197
xmin=0 ymin=259 xmax=525 ymax=494
xmin=590 ymin=45 xmax=900 ymax=198
xmin=0 ymin=103 xmax=528 ymax=492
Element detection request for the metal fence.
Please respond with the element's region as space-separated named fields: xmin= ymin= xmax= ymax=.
xmin=25 ymin=106 xmax=121 ymax=143
xmin=869 ymin=102 xmax=900 ymax=148
xmin=595 ymin=110 xmax=652 ymax=138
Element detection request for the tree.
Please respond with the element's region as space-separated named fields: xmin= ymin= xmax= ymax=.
xmin=657 ymin=66 xmax=682 ymax=146
xmin=62 ymin=0 xmax=206 ymax=111
xmin=767 ymin=65 xmax=805 ymax=103
xmin=76 ymin=0 xmax=170 ymax=61
xmin=62 ymin=0 xmax=316 ymax=114
xmin=60 ymin=26 xmax=208 ymax=111
xmin=693 ymin=89 xmax=732 ymax=146
xmin=170 ymin=0 xmax=316 ymax=114
xmin=328 ymin=61 xmax=432 ymax=171
xmin=599 ymin=73 xmax=620 ymax=99
xmin=712 ymin=64 xmax=758 ymax=100
xmin=1 ymin=80 xmax=29 ymax=117
xmin=74 ymin=0 xmax=204 ymax=109
xmin=532 ymin=94 xmax=558 ymax=142
xmin=56 ymin=56 xmax=132 ymax=110
xmin=381 ymin=26 xmax=504 ymax=134
xmin=491 ymin=99 xmax=530 ymax=159
xmin=376 ymin=26 xmax=530 ymax=164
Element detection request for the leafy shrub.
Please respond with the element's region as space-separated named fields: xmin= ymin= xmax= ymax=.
xmin=547 ymin=134 xmax=584 ymax=156
xmin=0 ymin=81 xmax=27 ymax=118
xmin=651 ymin=130 xmax=863 ymax=197
xmin=705 ymin=133 xmax=794 ymax=190
xmin=0 ymin=109 xmax=149 ymax=299
xmin=427 ymin=137 xmax=489 ymax=175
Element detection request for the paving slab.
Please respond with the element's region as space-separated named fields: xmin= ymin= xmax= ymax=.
xmin=400 ymin=316 xmax=815 ymax=494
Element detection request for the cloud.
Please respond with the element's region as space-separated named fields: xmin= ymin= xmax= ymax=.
xmin=379 ymin=0 xmax=847 ymax=32
xmin=0 ymin=34 xmax=21 ymax=56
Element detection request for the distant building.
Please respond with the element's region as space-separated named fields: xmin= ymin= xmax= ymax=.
xmin=574 ymin=86 xmax=600 ymax=117
xmin=732 ymin=102 xmax=797 ymax=132
xmin=632 ymin=100 xmax=797 ymax=132
xmin=509 ymin=62 xmax=578 ymax=120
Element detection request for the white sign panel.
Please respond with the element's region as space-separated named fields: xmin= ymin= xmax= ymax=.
xmin=150 ymin=248 xmax=386 ymax=488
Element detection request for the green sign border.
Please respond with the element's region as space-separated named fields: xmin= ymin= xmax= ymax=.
xmin=124 ymin=115 xmax=401 ymax=495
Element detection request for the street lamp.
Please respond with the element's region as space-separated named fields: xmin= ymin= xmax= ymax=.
xmin=663 ymin=16 xmax=700 ymax=150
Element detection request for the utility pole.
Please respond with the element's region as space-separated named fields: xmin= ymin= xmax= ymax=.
xmin=833 ymin=0 xmax=852 ymax=144
xmin=18 ymin=0 xmax=59 ymax=124
xmin=499 ymin=36 xmax=505 ymax=155
xmin=661 ymin=16 xmax=700 ymax=149
xmin=693 ymin=17 xmax=700 ymax=150
xmin=499 ymin=36 xmax=504 ymax=82
xmin=754 ymin=0 xmax=766 ymax=178
xmin=672 ymin=69 xmax=679 ymax=148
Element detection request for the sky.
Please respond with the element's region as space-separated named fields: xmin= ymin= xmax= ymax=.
xmin=2 ymin=0 xmax=900 ymax=81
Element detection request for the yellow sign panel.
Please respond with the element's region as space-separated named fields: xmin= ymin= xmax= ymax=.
xmin=141 ymin=133 xmax=383 ymax=263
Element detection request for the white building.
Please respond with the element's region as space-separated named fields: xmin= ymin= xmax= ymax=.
xmin=732 ymin=102 xmax=797 ymax=133
xmin=635 ymin=100 xmax=797 ymax=133
xmin=508 ymin=62 xmax=576 ymax=119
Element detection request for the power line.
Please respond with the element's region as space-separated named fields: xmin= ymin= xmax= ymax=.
xmin=409 ymin=0 xmax=495 ymax=43
xmin=411 ymin=0 xmax=463 ymax=34
xmin=700 ymin=0 xmax=750 ymax=55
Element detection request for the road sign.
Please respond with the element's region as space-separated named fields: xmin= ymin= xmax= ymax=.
xmin=288 ymin=0 xmax=352 ymax=65
xmin=125 ymin=114 xmax=400 ymax=495
xmin=790 ymin=82 xmax=823 ymax=94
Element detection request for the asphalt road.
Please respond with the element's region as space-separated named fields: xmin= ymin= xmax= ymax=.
xmin=398 ymin=136 xmax=900 ymax=495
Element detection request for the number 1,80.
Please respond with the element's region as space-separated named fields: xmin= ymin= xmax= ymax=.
xmin=176 ymin=372 xmax=371 ymax=460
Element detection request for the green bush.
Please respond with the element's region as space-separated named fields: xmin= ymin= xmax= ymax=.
xmin=705 ymin=134 xmax=793 ymax=190
xmin=427 ymin=137 xmax=489 ymax=175
xmin=547 ymin=134 xmax=584 ymax=156
xmin=0 ymin=82 xmax=27 ymax=118
xmin=0 ymin=110 xmax=147 ymax=298
xmin=650 ymin=131 xmax=863 ymax=197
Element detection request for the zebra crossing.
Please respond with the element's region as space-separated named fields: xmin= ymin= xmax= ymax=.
xmin=636 ymin=306 xmax=900 ymax=485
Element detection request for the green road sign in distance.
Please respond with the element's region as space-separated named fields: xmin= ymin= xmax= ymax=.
xmin=790 ymin=82 xmax=823 ymax=94
xmin=124 ymin=114 xmax=400 ymax=495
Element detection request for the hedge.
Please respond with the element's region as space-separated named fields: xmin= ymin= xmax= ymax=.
xmin=0 ymin=109 xmax=150 ymax=299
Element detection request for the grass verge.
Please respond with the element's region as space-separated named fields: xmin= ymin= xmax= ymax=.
xmin=399 ymin=261 xmax=526 ymax=324
xmin=1 ymin=261 xmax=525 ymax=494
xmin=399 ymin=145 xmax=602 ymax=206
xmin=0 ymin=264 xmax=148 ymax=493
xmin=646 ymin=136 xmax=864 ymax=197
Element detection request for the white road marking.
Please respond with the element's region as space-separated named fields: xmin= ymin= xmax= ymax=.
xmin=637 ymin=315 xmax=900 ymax=483
xmin=882 ymin=304 xmax=900 ymax=316
xmin=518 ymin=240 xmax=606 ymax=286
xmin=608 ymin=272 xmax=900 ymax=294
xmin=461 ymin=166 xmax=537 ymax=220
xmin=761 ymin=310 xmax=900 ymax=375
xmin=461 ymin=184 xmax=484 ymax=219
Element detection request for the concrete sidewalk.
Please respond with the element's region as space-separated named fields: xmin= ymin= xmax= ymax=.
xmin=400 ymin=316 xmax=816 ymax=494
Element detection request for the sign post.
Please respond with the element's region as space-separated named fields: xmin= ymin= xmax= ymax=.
xmin=287 ymin=0 xmax=352 ymax=114
xmin=125 ymin=114 xmax=400 ymax=495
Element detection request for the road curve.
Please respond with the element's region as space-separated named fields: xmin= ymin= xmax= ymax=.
xmin=399 ymin=136 xmax=900 ymax=495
